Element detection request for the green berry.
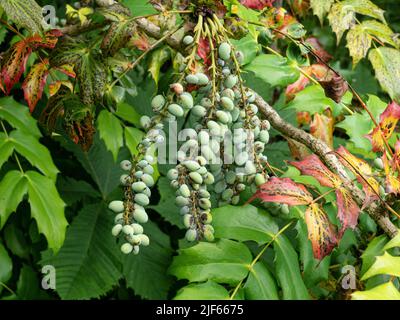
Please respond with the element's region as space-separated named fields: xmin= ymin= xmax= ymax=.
xmin=221 ymin=89 xmax=235 ymax=100
xmin=216 ymin=110 xmax=230 ymax=124
xmin=255 ymin=174 xmax=266 ymax=186
xmin=132 ymin=223 xmax=144 ymax=234
xmin=134 ymin=193 xmax=150 ymax=206
xmin=218 ymin=42 xmax=231 ymax=60
xmin=120 ymin=160 xmax=132 ymax=171
xmin=167 ymin=168 xmax=179 ymax=180
xmin=143 ymin=165 xmax=154 ymax=175
xmin=138 ymin=234 xmax=150 ymax=246
xmin=123 ymin=225 xmax=134 ymax=235
xmin=114 ymin=213 xmax=124 ymax=224
xmin=224 ymin=75 xmax=238 ymax=89
xmin=140 ymin=115 xmax=151 ymax=129
xmin=120 ymin=174 xmax=131 ymax=186
xmin=244 ymin=161 xmax=257 ymax=175
xmin=195 ymin=73 xmax=209 ymax=85
xmin=176 ymin=196 xmax=190 ymax=207
xmin=231 ymin=195 xmax=240 ymax=205
xmin=184 ymin=160 xmax=201 ymax=172
xmin=281 ymin=204 xmax=290 ymax=215
xmin=201 ymin=212 xmax=213 ymax=224
xmin=109 ymin=200 xmax=124 ymax=213
xmin=259 ymin=130 xmax=270 ymax=144
xmin=220 ymin=96 xmax=234 ymax=111
xmin=183 ymin=35 xmax=194 ymax=45
xmin=133 ymin=208 xmax=148 ymax=223
xmin=132 ymin=181 xmax=147 ymax=193
xmin=235 ymin=152 xmax=249 ymax=166
xmin=203 ymin=172 xmax=215 ymax=185
xmin=141 ymin=174 xmax=154 ymax=187
xmin=151 ymin=95 xmax=165 ymax=111
xmin=374 ymin=158 xmax=384 ymax=170
xmin=121 ymin=243 xmax=133 ymax=254
xmin=168 ymin=104 xmax=184 ymax=117
xmin=179 ymin=92 xmax=194 ymax=109
xmin=186 ymin=74 xmax=199 ymax=84
xmin=192 ymin=105 xmax=207 ymax=117
xmin=185 ymin=229 xmax=197 ymax=242
xmin=203 ymin=225 xmax=215 ymax=241
xmin=183 ymin=214 xmax=194 ymax=229
xmin=112 ymin=224 xmax=123 ymax=236
xmin=189 ymin=172 xmax=203 ymax=184
xmin=199 ymin=198 xmax=211 ymax=209
xmin=201 ymin=98 xmax=212 ymax=107
xmin=179 ymin=184 xmax=191 ymax=198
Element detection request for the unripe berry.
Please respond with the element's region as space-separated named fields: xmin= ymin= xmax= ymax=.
xmin=121 ymin=243 xmax=133 ymax=254
xmin=120 ymin=160 xmax=132 ymax=171
xmin=112 ymin=224 xmax=123 ymax=237
xmin=108 ymin=200 xmax=124 ymax=213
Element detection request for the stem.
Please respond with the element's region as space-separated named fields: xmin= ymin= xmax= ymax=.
xmin=229 ymin=221 xmax=294 ymax=300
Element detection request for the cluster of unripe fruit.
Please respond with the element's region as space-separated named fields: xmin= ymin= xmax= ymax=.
xmin=167 ymin=156 xmax=215 ymax=242
xmin=108 ymin=157 xmax=154 ymax=254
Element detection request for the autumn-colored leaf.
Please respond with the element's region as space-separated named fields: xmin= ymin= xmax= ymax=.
xmin=287 ymin=137 xmax=310 ymax=160
xmin=366 ymin=101 xmax=400 ymax=153
xmin=197 ymin=37 xmax=211 ymax=67
xmin=392 ymin=140 xmax=400 ymax=172
xmin=382 ymin=153 xmax=400 ymax=195
xmin=0 ymin=40 xmax=33 ymax=94
xmin=319 ymin=72 xmax=348 ymax=103
xmin=22 ymin=59 xmax=50 ymax=112
xmin=248 ymin=177 xmax=313 ymax=206
xmin=305 ymin=37 xmax=332 ymax=63
xmin=290 ymin=154 xmax=341 ymax=188
xmin=336 ymin=146 xmax=380 ymax=205
xmin=336 ymin=187 xmax=360 ymax=232
xmin=27 ymin=29 xmax=63 ymax=50
xmin=49 ymin=80 xmax=74 ymax=96
xmin=310 ymin=110 xmax=334 ymax=149
xmin=131 ymin=33 xmax=151 ymax=51
xmin=305 ymin=203 xmax=338 ymax=260
xmin=54 ymin=64 xmax=76 ymax=78
xmin=290 ymin=0 xmax=310 ymax=17
xmin=296 ymin=111 xmax=311 ymax=126
xmin=240 ymin=0 xmax=275 ymax=10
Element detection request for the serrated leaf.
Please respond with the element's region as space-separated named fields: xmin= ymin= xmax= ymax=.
xmin=245 ymin=54 xmax=300 ymax=87
xmin=243 ymin=262 xmax=279 ymax=300
xmin=97 ymin=110 xmax=123 ymax=162
xmin=369 ymin=47 xmax=400 ymax=102
xmin=383 ymin=230 xmax=400 ymax=251
xmin=212 ymin=205 xmax=278 ymax=244
xmin=40 ymin=203 xmax=122 ymax=299
xmin=0 ymin=97 xmax=41 ymax=137
xmin=335 ymin=187 xmax=360 ymax=231
xmin=115 ymin=102 xmax=141 ymax=127
xmin=305 ymin=203 xmax=338 ymax=260
xmin=352 ymin=281 xmax=400 ymax=300
xmin=25 ymin=171 xmax=67 ymax=253
xmin=22 ymin=59 xmax=49 ymax=112
xmin=101 ymin=21 xmax=135 ymax=57
xmin=174 ymin=281 xmax=230 ymax=300
xmin=310 ymin=111 xmax=334 ymax=148
xmin=366 ymin=101 xmax=400 ymax=152
xmin=57 ymin=177 xmax=100 ymax=206
xmin=362 ymin=252 xmax=400 ymax=280
xmin=0 ymin=241 xmax=13 ymax=295
xmin=361 ymin=235 xmax=388 ymax=275
xmin=346 ymin=24 xmax=372 ymax=66
xmin=290 ymin=154 xmax=341 ymax=188
xmin=310 ymin=0 xmax=334 ymax=23
xmin=0 ymin=170 xmax=27 ymax=229
xmin=124 ymin=126 xmax=143 ymax=156
xmin=9 ymin=130 xmax=59 ymax=180
xmin=249 ymin=177 xmax=313 ymax=206
xmin=274 ymin=234 xmax=310 ymax=299
xmin=0 ymin=132 xmax=14 ymax=170
xmin=168 ymin=239 xmax=252 ymax=285
xmin=148 ymin=47 xmax=171 ymax=85
xmin=15 ymin=264 xmax=49 ymax=300
xmin=0 ymin=0 xmax=43 ymax=34
xmin=123 ymin=221 xmax=173 ymax=300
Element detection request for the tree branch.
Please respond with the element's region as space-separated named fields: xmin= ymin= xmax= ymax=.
xmin=134 ymin=17 xmax=399 ymax=238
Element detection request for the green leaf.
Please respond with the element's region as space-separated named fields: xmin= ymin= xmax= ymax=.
xmin=243 ymin=262 xmax=279 ymax=300
xmin=121 ymin=0 xmax=157 ymax=17
xmin=286 ymin=85 xmax=342 ymax=116
xmin=169 ymin=239 xmax=252 ymax=285
xmin=362 ymin=252 xmax=400 ymax=280
xmin=245 ymin=54 xmax=299 ymax=87
xmin=122 ymin=221 xmax=173 ymax=300
xmin=0 ymin=170 xmax=27 ymax=229
xmin=115 ymin=102 xmax=141 ymax=127
xmin=150 ymin=177 xmax=184 ymax=228
xmin=97 ymin=110 xmax=124 ymax=162
xmin=361 ymin=234 xmax=388 ymax=275
xmin=9 ymin=130 xmax=59 ymax=180
xmin=383 ymin=230 xmax=400 ymax=251
xmin=274 ymin=235 xmax=310 ymax=300
xmin=148 ymin=47 xmax=171 ymax=85
xmin=0 ymin=0 xmax=43 ymax=34
xmin=124 ymin=126 xmax=144 ymax=156
xmin=0 ymin=132 xmax=14 ymax=170
xmin=212 ymin=205 xmax=278 ymax=244
xmin=57 ymin=177 xmax=100 ymax=206
xmin=0 ymin=242 xmax=12 ymax=295
xmin=231 ymin=34 xmax=259 ymax=66
xmin=352 ymin=281 xmax=400 ymax=300
xmin=25 ymin=171 xmax=67 ymax=253
xmin=357 ymin=20 xmax=397 ymax=47
xmin=0 ymin=97 xmax=41 ymax=137
xmin=174 ymin=281 xmax=230 ymax=300
xmin=369 ymin=47 xmax=400 ymax=102
xmin=310 ymin=0 xmax=334 ymax=23
xmin=40 ymin=203 xmax=122 ymax=299
xmin=3 ymin=223 xmax=29 ymax=259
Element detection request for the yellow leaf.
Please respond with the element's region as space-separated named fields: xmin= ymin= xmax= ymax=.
xmin=352 ymin=282 xmax=400 ymax=300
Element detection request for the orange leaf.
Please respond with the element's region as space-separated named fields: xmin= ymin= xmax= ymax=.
xmin=1 ymin=40 xmax=33 ymax=94
xmin=366 ymin=101 xmax=400 ymax=152
xmin=310 ymin=110 xmax=334 ymax=149
xmin=26 ymin=29 xmax=63 ymax=50
xmin=336 ymin=146 xmax=380 ymax=206
xmin=382 ymin=153 xmax=400 ymax=195
xmin=296 ymin=111 xmax=311 ymax=126
xmin=290 ymin=154 xmax=342 ymax=188
xmin=248 ymin=177 xmax=313 ymax=206
xmin=22 ymin=59 xmax=50 ymax=112
xmin=305 ymin=203 xmax=338 ymax=260
xmin=336 ymin=187 xmax=360 ymax=232
xmin=49 ymin=80 xmax=73 ymax=96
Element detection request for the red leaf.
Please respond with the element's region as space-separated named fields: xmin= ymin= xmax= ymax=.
xmin=310 ymin=110 xmax=334 ymax=149
xmin=1 ymin=41 xmax=33 ymax=94
xmin=305 ymin=37 xmax=332 ymax=63
xmin=290 ymin=154 xmax=341 ymax=188
xmin=22 ymin=59 xmax=49 ymax=112
xmin=336 ymin=187 xmax=360 ymax=232
xmin=248 ymin=177 xmax=313 ymax=206
xmin=197 ymin=37 xmax=211 ymax=67
xmin=336 ymin=146 xmax=380 ymax=206
xmin=305 ymin=203 xmax=338 ymax=260
xmin=366 ymin=101 xmax=400 ymax=152
xmin=296 ymin=111 xmax=311 ymax=126
xmin=240 ymin=0 xmax=275 ymax=10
